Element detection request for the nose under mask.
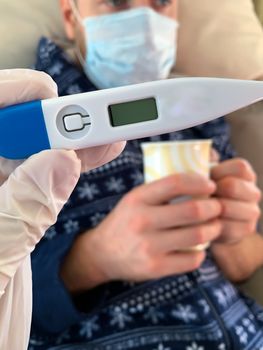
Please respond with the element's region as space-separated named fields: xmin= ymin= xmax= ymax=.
xmin=73 ymin=6 xmax=179 ymax=89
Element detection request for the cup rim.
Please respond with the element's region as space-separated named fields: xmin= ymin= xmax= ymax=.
xmin=141 ymin=139 xmax=212 ymax=148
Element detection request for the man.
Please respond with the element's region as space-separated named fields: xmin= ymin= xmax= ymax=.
xmin=29 ymin=1 xmax=263 ymax=349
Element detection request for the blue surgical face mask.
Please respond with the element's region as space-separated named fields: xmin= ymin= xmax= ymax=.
xmin=73 ymin=6 xmax=179 ymax=89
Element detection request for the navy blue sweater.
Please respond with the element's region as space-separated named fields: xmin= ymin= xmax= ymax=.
xmin=29 ymin=38 xmax=263 ymax=350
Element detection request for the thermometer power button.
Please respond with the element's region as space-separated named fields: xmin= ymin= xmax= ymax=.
xmin=56 ymin=106 xmax=91 ymax=140
xmin=63 ymin=113 xmax=91 ymax=133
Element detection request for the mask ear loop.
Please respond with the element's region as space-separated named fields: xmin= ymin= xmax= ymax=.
xmin=69 ymin=0 xmax=87 ymax=71
xmin=69 ymin=0 xmax=83 ymax=24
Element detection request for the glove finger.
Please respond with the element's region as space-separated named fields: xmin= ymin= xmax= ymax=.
xmin=76 ymin=141 xmax=126 ymax=173
xmin=0 ymin=69 xmax=57 ymax=108
xmin=0 ymin=149 xmax=81 ymax=281
xmin=0 ymin=69 xmax=58 ymax=182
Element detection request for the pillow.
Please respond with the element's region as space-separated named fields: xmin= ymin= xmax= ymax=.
xmin=254 ymin=0 xmax=263 ymax=26
xmin=0 ymin=0 xmax=66 ymax=69
xmin=175 ymin=0 xmax=263 ymax=79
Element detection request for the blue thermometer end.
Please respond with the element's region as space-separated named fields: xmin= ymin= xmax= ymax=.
xmin=0 ymin=101 xmax=50 ymax=159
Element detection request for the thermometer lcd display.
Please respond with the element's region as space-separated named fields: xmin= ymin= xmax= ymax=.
xmin=109 ymin=97 xmax=158 ymax=127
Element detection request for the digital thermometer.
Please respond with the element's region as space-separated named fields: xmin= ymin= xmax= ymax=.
xmin=0 ymin=77 xmax=263 ymax=159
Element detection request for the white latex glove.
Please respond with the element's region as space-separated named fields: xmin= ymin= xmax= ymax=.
xmin=0 ymin=69 xmax=125 ymax=350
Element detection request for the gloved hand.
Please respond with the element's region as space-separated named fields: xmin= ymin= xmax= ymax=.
xmin=0 ymin=69 xmax=126 ymax=179
xmin=0 ymin=69 xmax=125 ymax=350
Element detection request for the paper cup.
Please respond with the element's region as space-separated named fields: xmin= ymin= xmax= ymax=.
xmin=141 ymin=140 xmax=212 ymax=251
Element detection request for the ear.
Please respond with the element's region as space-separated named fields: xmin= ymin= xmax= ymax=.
xmin=60 ymin=0 xmax=77 ymax=40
